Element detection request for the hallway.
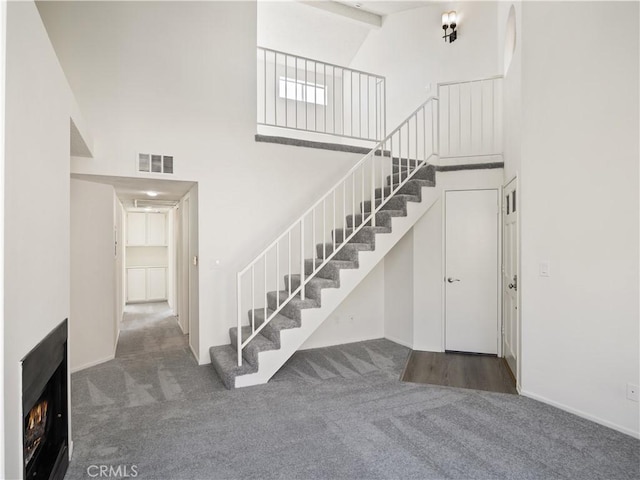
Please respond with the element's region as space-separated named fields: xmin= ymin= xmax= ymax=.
xmin=115 ymin=302 xmax=189 ymax=358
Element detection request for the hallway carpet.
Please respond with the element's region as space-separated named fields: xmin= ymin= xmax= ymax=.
xmin=66 ymin=303 xmax=640 ymax=479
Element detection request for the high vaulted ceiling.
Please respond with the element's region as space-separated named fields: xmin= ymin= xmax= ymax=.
xmin=258 ymin=1 xmax=431 ymax=67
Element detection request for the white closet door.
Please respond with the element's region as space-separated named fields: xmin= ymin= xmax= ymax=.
xmin=127 ymin=213 xmax=146 ymax=245
xmin=445 ymin=189 xmax=499 ymax=354
xmin=147 ymin=267 xmax=167 ymax=300
xmin=127 ymin=268 xmax=147 ymax=302
xmin=146 ymin=213 xmax=166 ymax=245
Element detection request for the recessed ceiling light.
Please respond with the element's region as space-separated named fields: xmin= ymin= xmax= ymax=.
xmin=146 ymin=191 xmax=158 ymax=197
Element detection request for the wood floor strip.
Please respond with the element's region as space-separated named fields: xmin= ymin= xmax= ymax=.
xmin=401 ymin=351 xmax=517 ymax=394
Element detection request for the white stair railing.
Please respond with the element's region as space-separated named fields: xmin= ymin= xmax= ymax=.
xmin=257 ymin=47 xmax=386 ymax=142
xmin=237 ymin=96 xmax=439 ymax=366
xmin=438 ymin=76 xmax=503 ymax=159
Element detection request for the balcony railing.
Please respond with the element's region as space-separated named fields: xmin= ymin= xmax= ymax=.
xmin=257 ymin=47 xmax=386 ymax=142
xmin=438 ymin=76 xmax=503 ymax=159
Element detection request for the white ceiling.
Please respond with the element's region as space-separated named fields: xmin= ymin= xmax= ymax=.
xmin=71 ymin=174 xmax=195 ymax=210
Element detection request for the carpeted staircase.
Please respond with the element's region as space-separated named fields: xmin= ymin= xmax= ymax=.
xmin=210 ymin=160 xmax=437 ymax=389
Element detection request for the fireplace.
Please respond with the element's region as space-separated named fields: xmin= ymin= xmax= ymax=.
xmin=21 ymin=319 xmax=69 ymax=480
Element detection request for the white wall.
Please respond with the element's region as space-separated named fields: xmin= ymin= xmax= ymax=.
xmin=349 ymin=2 xmax=500 ymax=130
xmin=70 ymin=179 xmax=118 ymax=371
xmin=0 ymin=0 xmax=6 ymax=476
xmin=302 ymin=262 xmax=385 ymax=349
xmin=518 ymin=1 xmax=639 ymax=437
xmin=384 ymin=231 xmax=414 ymax=347
xmin=37 ymin=1 xmax=372 ymax=363
xmin=412 ymin=197 xmax=443 ymax=352
xmin=4 ymin=2 xmax=74 ymax=477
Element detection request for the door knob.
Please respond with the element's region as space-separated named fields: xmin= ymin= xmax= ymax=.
xmin=447 ymin=277 xmax=460 ymax=283
xmin=508 ymin=283 xmax=515 ymax=289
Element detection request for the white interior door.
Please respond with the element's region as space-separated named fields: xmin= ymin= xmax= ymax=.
xmin=503 ymin=178 xmax=518 ymax=378
xmin=445 ymin=189 xmax=499 ymax=354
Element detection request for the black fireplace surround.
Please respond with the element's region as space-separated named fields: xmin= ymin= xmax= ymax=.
xmin=21 ymin=319 xmax=69 ymax=480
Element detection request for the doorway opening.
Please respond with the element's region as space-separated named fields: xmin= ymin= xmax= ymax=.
xmin=69 ymin=174 xmax=199 ymax=367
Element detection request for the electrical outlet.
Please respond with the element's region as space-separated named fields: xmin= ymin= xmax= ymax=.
xmin=627 ymin=384 xmax=639 ymax=402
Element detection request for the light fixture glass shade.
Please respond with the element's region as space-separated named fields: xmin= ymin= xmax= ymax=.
xmin=448 ymin=11 xmax=457 ymax=26
xmin=442 ymin=12 xmax=449 ymax=27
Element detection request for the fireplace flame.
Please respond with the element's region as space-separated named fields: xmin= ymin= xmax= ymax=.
xmin=28 ymin=400 xmax=48 ymax=429
xmin=25 ymin=399 xmax=49 ymax=466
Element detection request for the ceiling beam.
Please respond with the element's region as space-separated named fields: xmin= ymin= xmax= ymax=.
xmin=299 ymin=1 xmax=382 ymax=28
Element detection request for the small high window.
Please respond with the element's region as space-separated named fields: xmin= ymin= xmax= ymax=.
xmin=278 ymin=77 xmax=326 ymax=105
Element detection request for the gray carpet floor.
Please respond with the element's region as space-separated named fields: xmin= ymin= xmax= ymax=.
xmin=65 ymin=303 xmax=640 ymax=480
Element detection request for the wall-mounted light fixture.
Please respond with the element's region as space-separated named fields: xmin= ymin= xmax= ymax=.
xmin=442 ymin=11 xmax=458 ymax=43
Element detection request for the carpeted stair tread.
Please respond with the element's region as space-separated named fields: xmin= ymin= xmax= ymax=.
xmin=305 ymin=258 xmax=358 ymax=281
xmin=386 ymin=166 xmax=434 ymax=186
xmin=375 ymin=179 xmax=431 ymax=199
xmin=285 ymin=274 xmax=338 ymax=303
xmin=332 ymin=226 xmax=391 ymax=244
xmin=229 ymin=327 xmax=278 ymax=366
xmin=209 ymin=345 xmax=258 ymax=389
xmin=267 ymin=291 xmax=319 ymax=321
xmin=370 ymin=193 xmax=420 ymax=205
xmin=315 ymin=242 xmax=373 ymax=261
xmin=346 ymin=210 xmax=405 ymax=228
xmin=392 ymin=163 xmax=425 ymax=174
xmin=248 ymin=308 xmax=300 ymax=347
xmin=284 ymin=274 xmax=339 ymax=303
xmin=361 ymin=195 xmax=418 ymax=215
xmin=248 ymin=308 xmax=300 ymax=330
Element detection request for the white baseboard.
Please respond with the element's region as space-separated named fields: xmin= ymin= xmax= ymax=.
xmin=70 ymin=354 xmax=114 ymax=373
xmin=113 ymin=328 xmax=121 ymax=355
xmin=178 ymin=319 xmax=188 ymax=335
xmin=384 ymin=334 xmax=413 ymax=349
xmin=520 ymin=389 xmax=640 ymax=439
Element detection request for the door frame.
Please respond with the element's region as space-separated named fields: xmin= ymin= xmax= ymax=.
xmin=442 ymin=188 xmax=503 ymax=356
xmin=502 ymin=175 xmax=520 ymax=386
xmin=177 ymin=194 xmax=190 ymax=335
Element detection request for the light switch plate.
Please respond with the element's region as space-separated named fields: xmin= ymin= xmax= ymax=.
xmin=539 ymin=261 xmax=550 ymax=277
